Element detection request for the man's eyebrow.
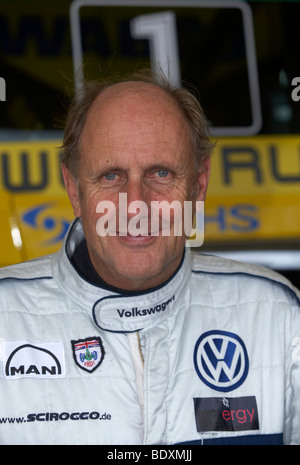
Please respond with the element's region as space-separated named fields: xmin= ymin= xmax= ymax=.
xmin=87 ymin=165 xmax=124 ymax=178
xmin=146 ymin=164 xmax=168 ymax=170
xmin=145 ymin=163 xmax=178 ymax=174
xmin=86 ymin=162 xmax=176 ymax=179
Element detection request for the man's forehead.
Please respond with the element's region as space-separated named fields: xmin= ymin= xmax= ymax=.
xmin=79 ymin=80 xmax=194 ymax=169
xmin=87 ymin=80 xmax=182 ymax=123
xmin=94 ymin=80 xmax=173 ymax=104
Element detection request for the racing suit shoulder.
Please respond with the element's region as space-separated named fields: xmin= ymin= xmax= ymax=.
xmin=0 ymin=255 xmax=53 ymax=282
xmin=191 ymin=252 xmax=300 ymax=305
xmin=0 ymin=254 xmax=59 ymax=314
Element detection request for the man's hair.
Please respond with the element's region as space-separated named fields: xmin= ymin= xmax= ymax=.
xmin=61 ymin=70 xmax=214 ymax=176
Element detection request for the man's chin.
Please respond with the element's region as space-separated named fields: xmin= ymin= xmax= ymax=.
xmin=106 ymin=247 xmax=183 ymax=291
xmin=89 ymin=233 xmax=185 ymax=290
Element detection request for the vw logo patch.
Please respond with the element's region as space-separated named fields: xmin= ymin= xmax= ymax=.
xmin=194 ymin=330 xmax=249 ymax=392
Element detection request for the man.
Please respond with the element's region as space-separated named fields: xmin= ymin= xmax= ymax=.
xmin=0 ymin=72 xmax=300 ymax=445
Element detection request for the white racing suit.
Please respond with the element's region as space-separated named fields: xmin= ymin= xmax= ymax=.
xmin=0 ymin=218 xmax=300 ymax=445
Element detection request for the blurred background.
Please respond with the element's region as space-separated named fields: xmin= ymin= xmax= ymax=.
xmin=0 ymin=0 xmax=299 ymax=287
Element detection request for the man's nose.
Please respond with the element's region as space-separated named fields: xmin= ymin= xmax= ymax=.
xmin=119 ymin=176 xmax=151 ymax=223
xmin=123 ymin=177 xmax=148 ymax=206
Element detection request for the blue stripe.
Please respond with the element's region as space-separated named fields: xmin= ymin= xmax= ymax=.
xmin=179 ymin=433 xmax=283 ymax=445
xmin=0 ymin=276 xmax=52 ymax=283
xmin=192 ymin=268 xmax=300 ymax=305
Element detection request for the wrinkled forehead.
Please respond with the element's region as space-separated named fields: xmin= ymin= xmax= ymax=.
xmin=82 ymin=81 xmax=190 ymax=140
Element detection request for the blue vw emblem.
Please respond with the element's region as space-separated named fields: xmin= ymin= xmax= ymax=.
xmin=194 ymin=330 xmax=249 ymax=392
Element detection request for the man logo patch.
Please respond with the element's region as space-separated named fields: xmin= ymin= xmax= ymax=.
xmin=71 ymin=337 xmax=105 ymax=373
xmin=194 ymin=330 xmax=249 ymax=392
xmin=3 ymin=340 xmax=65 ymax=379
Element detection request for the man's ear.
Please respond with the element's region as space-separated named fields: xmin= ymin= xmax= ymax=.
xmin=61 ymin=163 xmax=81 ymax=218
xmin=196 ymin=156 xmax=211 ymax=202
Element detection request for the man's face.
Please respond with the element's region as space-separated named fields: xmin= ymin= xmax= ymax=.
xmin=62 ymin=82 xmax=210 ymax=290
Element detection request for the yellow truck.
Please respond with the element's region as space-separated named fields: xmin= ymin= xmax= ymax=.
xmin=1 ymin=135 xmax=300 ymax=266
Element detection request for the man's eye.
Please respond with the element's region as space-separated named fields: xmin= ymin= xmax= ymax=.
xmin=104 ymin=173 xmax=117 ymax=181
xmin=157 ymin=169 xmax=169 ymax=178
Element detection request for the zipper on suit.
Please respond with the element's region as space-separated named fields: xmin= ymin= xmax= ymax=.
xmin=128 ymin=331 xmax=144 ymax=411
xmin=136 ymin=331 xmax=144 ymax=366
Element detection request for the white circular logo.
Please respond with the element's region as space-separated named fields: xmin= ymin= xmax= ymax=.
xmin=194 ymin=330 xmax=249 ymax=392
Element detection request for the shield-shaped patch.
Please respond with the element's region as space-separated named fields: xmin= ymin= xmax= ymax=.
xmin=71 ymin=337 xmax=105 ymax=373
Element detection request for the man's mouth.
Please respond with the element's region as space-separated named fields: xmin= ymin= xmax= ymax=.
xmin=116 ymin=231 xmax=157 ymax=245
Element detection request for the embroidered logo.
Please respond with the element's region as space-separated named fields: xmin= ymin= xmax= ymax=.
xmin=193 ymin=330 xmax=249 ymax=392
xmin=71 ymin=337 xmax=105 ymax=373
xmin=116 ymin=295 xmax=175 ymax=318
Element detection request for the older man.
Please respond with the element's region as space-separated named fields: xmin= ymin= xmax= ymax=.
xmin=61 ymin=77 xmax=210 ymax=291
xmin=0 ymin=73 xmax=299 ymax=445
